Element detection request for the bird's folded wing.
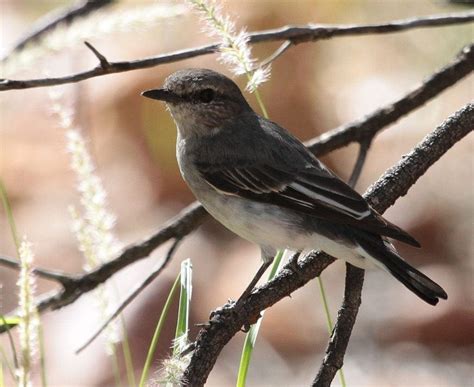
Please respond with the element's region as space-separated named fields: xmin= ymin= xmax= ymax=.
xmin=196 ymin=162 xmax=420 ymax=247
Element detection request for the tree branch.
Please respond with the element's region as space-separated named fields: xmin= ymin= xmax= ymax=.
xmin=3 ymin=0 xmax=115 ymax=59
xmin=35 ymin=202 xmax=207 ymax=313
xmin=0 ymin=12 xmax=472 ymax=91
xmin=182 ymin=103 xmax=474 ymax=386
xmin=306 ymin=43 xmax=474 ymax=156
xmin=312 ymin=102 xmax=473 ymax=387
xmin=313 ymin=121 xmax=372 ymax=386
xmin=0 ymin=254 xmax=75 ymax=286
xmin=348 ymin=137 xmax=372 ymax=188
xmin=312 ymin=265 xmax=364 ymax=387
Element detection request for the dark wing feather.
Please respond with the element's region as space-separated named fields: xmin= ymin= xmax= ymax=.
xmin=197 ymin=162 xmax=420 ymax=247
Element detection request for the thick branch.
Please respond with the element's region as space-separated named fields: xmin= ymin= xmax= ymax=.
xmin=4 ymin=0 xmax=115 ymax=58
xmin=313 ymin=265 xmax=364 ymax=387
xmin=312 ymin=102 xmax=473 ymax=386
xmin=0 ymin=12 xmax=472 ymax=91
xmin=182 ymin=103 xmax=473 ymax=386
xmin=312 ymin=125 xmax=372 ymax=387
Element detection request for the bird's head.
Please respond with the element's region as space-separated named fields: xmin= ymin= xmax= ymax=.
xmin=142 ymin=68 xmax=252 ymax=137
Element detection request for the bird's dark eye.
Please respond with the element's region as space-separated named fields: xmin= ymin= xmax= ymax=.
xmin=198 ymin=88 xmax=215 ymax=103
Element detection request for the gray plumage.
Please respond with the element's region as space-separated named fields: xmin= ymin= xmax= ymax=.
xmin=142 ymin=68 xmax=447 ymax=305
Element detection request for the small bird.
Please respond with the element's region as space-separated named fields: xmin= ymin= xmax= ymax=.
xmin=142 ymin=68 xmax=447 ymax=306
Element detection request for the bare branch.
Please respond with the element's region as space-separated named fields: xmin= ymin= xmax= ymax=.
xmin=248 ymin=12 xmax=474 ymax=44
xmin=348 ymin=137 xmax=372 ymax=188
xmin=0 ymin=12 xmax=472 ymax=91
xmin=312 ymin=265 xmax=364 ymax=387
xmin=257 ymin=40 xmax=292 ymax=69
xmin=314 ymin=107 xmax=373 ymax=387
xmin=307 ymin=43 xmax=474 ymax=155
xmin=75 ymin=238 xmax=182 ymax=354
xmin=3 ymin=0 xmax=115 ymax=59
xmin=0 ymin=254 xmax=74 ymax=286
xmin=312 ymin=102 xmax=473 ymax=386
xmin=182 ymin=103 xmax=474 ymax=386
xmin=34 ymin=202 xmax=207 ymax=313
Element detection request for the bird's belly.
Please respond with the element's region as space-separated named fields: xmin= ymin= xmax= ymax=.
xmin=178 ymin=153 xmax=373 ymax=268
xmin=200 ymin=192 xmax=299 ymax=248
xmin=193 ymin=187 xmax=373 ymax=268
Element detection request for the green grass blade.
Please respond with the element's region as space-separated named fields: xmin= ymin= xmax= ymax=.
xmin=110 ymin=279 xmax=137 ymax=387
xmin=38 ymin=321 xmax=47 ymax=387
xmin=174 ymin=259 xmax=192 ymax=353
xmin=0 ymin=179 xmax=20 ymax=252
xmin=0 ymin=355 xmax=4 ymax=387
xmin=110 ymin=345 xmax=122 ymax=387
xmin=1 ymin=315 xmax=19 ymax=374
xmin=236 ymin=250 xmax=284 ymax=387
xmin=0 ymin=316 xmax=20 ymax=333
xmin=317 ymin=276 xmax=334 ymax=333
xmin=138 ymin=273 xmax=181 ymax=387
xmin=120 ymin=315 xmax=137 ymax=387
xmin=0 ymin=345 xmax=15 ymax=381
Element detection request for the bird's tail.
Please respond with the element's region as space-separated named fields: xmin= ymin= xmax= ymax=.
xmin=355 ymin=233 xmax=448 ymax=306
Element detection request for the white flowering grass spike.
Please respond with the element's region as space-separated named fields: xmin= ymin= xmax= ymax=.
xmin=188 ymin=0 xmax=270 ymax=91
xmin=16 ymin=237 xmax=39 ymax=387
xmin=49 ymin=90 xmax=121 ymax=350
xmin=156 ymin=334 xmax=191 ymax=386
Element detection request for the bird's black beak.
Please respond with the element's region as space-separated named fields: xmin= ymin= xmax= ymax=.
xmin=141 ymin=88 xmax=181 ymax=103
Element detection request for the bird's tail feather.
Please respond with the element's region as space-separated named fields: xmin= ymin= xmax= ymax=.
xmin=356 ymin=234 xmax=448 ymax=306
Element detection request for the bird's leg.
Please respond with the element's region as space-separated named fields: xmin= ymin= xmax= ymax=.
xmin=237 ymin=258 xmax=273 ymax=304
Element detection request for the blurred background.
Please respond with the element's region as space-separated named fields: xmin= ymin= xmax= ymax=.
xmin=1 ymin=0 xmax=473 ymax=386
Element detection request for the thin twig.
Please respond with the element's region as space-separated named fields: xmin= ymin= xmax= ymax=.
xmin=84 ymin=41 xmax=110 ymax=69
xmin=348 ymin=137 xmax=372 ymax=188
xmin=75 ymin=238 xmax=182 ymax=354
xmin=248 ymin=12 xmax=474 ymax=44
xmin=0 ymin=12 xmax=472 ymax=91
xmin=3 ymin=0 xmax=115 ymax=59
xmin=182 ymin=103 xmax=474 ymax=386
xmin=257 ymin=40 xmax=292 ymax=68
xmin=0 ymin=255 xmax=74 ymax=286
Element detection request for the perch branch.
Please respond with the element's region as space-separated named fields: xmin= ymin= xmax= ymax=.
xmin=312 ymin=102 xmax=474 ymax=386
xmin=182 ymin=103 xmax=474 ymax=386
xmin=0 ymin=12 xmax=472 ymax=91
